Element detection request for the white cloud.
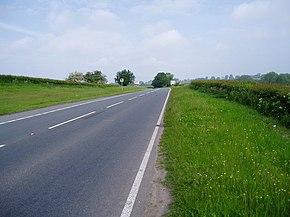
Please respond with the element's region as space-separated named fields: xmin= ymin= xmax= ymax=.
xmin=0 ymin=22 xmax=43 ymax=37
xmin=1 ymin=0 xmax=290 ymax=81
xmin=133 ymin=0 xmax=200 ymax=16
xmin=96 ymin=57 xmax=110 ymax=66
xmin=143 ymin=20 xmax=172 ymax=36
xmin=47 ymin=10 xmax=75 ymax=31
xmin=10 ymin=37 xmax=33 ymax=50
xmin=88 ymin=10 xmax=123 ymax=30
xmin=147 ymin=29 xmax=187 ymax=47
xmin=215 ymin=42 xmax=229 ymax=51
xmin=46 ymin=8 xmax=123 ymax=33
xmin=232 ymin=0 xmax=290 ymax=25
xmin=44 ymin=26 xmax=127 ymax=55
xmin=233 ymin=1 xmax=270 ymax=21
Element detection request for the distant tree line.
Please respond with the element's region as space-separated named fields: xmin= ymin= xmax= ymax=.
xmin=195 ymin=72 xmax=290 ymax=85
xmin=260 ymin=72 xmax=290 ymax=84
xmin=0 ymin=74 xmax=117 ymax=87
xmin=66 ymin=69 xmax=135 ymax=86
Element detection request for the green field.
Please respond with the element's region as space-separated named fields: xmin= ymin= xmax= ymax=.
xmin=162 ymin=86 xmax=290 ymax=216
xmin=0 ymin=82 xmax=145 ymax=115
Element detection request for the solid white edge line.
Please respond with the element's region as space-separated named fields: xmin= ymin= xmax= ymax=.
xmin=106 ymin=101 xmax=124 ymax=109
xmin=128 ymin=97 xmax=137 ymax=101
xmin=157 ymin=88 xmax=171 ymax=126
xmin=48 ymin=111 xmax=96 ymax=130
xmin=0 ymin=144 xmax=6 ymax=148
xmin=120 ymin=88 xmax=171 ymax=217
xmin=120 ymin=127 xmax=159 ymax=217
xmin=0 ymin=93 xmax=135 ymax=126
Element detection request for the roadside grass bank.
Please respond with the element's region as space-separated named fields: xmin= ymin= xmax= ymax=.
xmin=190 ymin=80 xmax=290 ymax=128
xmin=162 ymin=86 xmax=290 ymax=216
xmin=0 ymin=82 xmax=146 ymax=115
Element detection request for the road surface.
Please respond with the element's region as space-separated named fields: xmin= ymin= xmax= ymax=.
xmin=0 ymin=88 xmax=170 ymax=217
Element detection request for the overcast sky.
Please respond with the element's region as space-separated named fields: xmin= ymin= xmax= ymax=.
xmin=0 ymin=0 xmax=289 ymax=82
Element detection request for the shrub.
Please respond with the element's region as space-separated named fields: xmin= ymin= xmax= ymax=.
xmin=0 ymin=74 xmax=116 ymax=88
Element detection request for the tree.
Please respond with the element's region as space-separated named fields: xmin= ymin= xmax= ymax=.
xmin=261 ymin=72 xmax=279 ymax=84
xmin=165 ymin=72 xmax=174 ymax=82
xmin=277 ymin=73 xmax=290 ymax=84
xmin=152 ymin=72 xmax=174 ymax=88
xmin=84 ymin=70 xmax=107 ymax=84
xmin=237 ymin=75 xmax=254 ymax=82
xmin=66 ymin=71 xmax=84 ymax=82
xmin=115 ymin=69 xmax=135 ymax=86
xmin=260 ymin=72 xmax=290 ymax=84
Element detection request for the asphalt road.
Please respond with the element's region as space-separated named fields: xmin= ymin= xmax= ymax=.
xmin=0 ymin=88 xmax=170 ymax=217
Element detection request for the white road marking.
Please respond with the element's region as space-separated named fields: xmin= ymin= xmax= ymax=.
xmin=48 ymin=111 xmax=96 ymax=130
xmin=139 ymin=94 xmax=145 ymax=97
xmin=0 ymin=94 xmax=133 ymax=126
xmin=157 ymin=89 xmax=171 ymax=125
xmin=128 ymin=97 xmax=137 ymax=101
xmin=120 ymin=88 xmax=171 ymax=217
xmin=0 ymin=144 xmax=6 ymax=148
xmin=106 ymin=101 xmax=124 ymax=109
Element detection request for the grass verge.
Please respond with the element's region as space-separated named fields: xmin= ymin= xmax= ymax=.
xmin=162 ymin=86 xmax=290 ymax=216
xmin=0 ymin=82 xmax=146 ymax=115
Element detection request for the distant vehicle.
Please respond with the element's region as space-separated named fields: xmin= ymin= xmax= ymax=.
xmin=170 ymin=80 xmax=176 ymax=86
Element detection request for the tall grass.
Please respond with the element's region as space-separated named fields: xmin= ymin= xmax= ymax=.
xmin=162 ymin=86 xmax=290 ymax=216
xmin=190 ymin=80 xmax=290 ymax=128
xmin=0 ymin=82 xmax=145 ymax=115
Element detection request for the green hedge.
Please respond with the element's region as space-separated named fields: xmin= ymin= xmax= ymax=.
xmin=0 ymin=74 xmax=116 ymax=87
xmin=190 ymin=80 xmax=290 ymax=128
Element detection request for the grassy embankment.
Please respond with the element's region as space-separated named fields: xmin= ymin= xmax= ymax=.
xmin=162 ymin=86 xmax=289 ymax=216
xmin=191 ymin=80 xmax=290 ymax=128
xmin=0 ymin=82 xmax=145 ymax=115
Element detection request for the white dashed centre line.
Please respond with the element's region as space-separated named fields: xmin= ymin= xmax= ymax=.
xmin=0 ymin=93 xmax=134 ymax=126
xmin=106 ymin=101 xmax=124 ymax=109
xmin=128 ymin=97 xmax=137 ymax=101
xmin=48 ymin=111 xmax=96 ymax=130
xmin=0 ymin=144 xmax=6 ymax=148
xmin=139 ymin=94 xmax=145 ymax=97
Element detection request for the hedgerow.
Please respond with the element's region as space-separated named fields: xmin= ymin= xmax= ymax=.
xmin=0 ymin=74 xmax=116 ymax=87
xmin=190 ymin=80 xmax=290 ymax=128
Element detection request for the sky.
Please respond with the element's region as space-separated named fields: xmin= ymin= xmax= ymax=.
xmin=0 ymin=0 xmax=289 ymax=82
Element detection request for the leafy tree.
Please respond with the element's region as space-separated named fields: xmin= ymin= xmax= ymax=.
xmin=66 ymin=71 xmax=84 ymax=82
xmin=261 ymin=72 xmax=290 ymax=84
xmin=277 ymin=73 xmax=290 ymax=84
xmin=261 ymin=72 xmax=279 ymax=83
xmin=84 ymin=70 xmax=107 ymax=84
xmin=152 ymin=72 xmax=167 ymax=88
xmin=166 ymin=72 xmax=174 ymax=81
xmin=237 ymin=75 xmax=254 ymax=82
xmin=152 ymin=72 xmax=174 ymax=88
xmin=115 ymin=69 xmax=135 ymax=86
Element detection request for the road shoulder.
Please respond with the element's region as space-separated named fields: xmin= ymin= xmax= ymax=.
xmin=144 ymin=127 xmax=172 ymax=217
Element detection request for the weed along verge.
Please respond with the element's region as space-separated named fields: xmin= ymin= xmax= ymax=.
xmin=161 ymin=86 xmax=290 ymax=216
xmin=190 ymin=80 xmax=290 ymax=128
